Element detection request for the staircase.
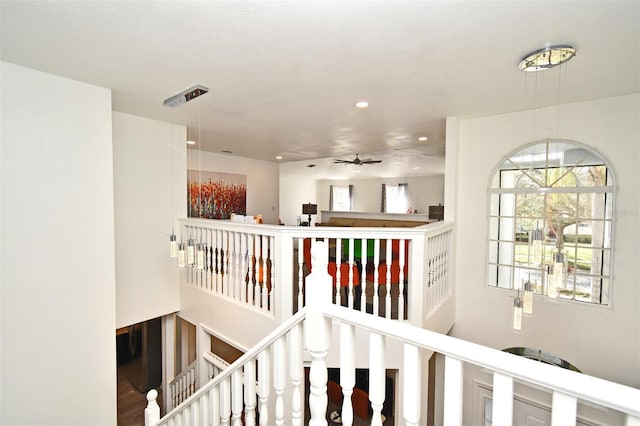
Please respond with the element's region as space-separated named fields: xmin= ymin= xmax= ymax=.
xmin=145 ymin=241 xmax=640 ymax=426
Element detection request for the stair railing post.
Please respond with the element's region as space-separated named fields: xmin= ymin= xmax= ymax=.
xmin=145 ymin=389 xmax=160 ymax=426
xmin=305 ymin=240 xmax=332 ymax=426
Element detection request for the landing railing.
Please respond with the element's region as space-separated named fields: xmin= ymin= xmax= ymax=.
xmin=167 ymin=360 xmax=198 ymax=412
xmin=177 ymin=218 xmax=454 ymax=327
xmin=146 ymin=242 xmax=640 ymax=426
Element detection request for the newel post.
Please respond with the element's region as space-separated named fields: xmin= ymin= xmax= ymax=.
xmin=145 ymin=389 xmax=160 ymax=426
xmin=305 ymin=240 xmax=332 ymax=426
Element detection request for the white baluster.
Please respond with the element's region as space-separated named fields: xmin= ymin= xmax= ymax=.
xmin=211 ymin=384 xmax=221 ymax=426
xmin=254 ymin=235 xmax=261 ymax=307
xmin=340 ymin=322 xmax=356 ymax=426
xmin=290 ymin=323 xmax=303 ymax=426
xmin=240 ymin=232 xmax=247 ymax=303
xmin=144 ymin=389 xmax=160 ymax=426
xmin=403 ymin=343 xmax=421 ymax=425
xmin=191 ymin=398 xmax=201 ymax=426
xmin=347 ymin=238 xmax=355 ymax=309
xmin=385 ymin=239 xmax=392 ymax=319
xmin=274 ymin=336 xmax=286 ymax=425
xmin=373 ymin=239 xmax=380 ymax=316
xmin=492 ymin=372 xmax=513 ymax=426
xmin=231 ymin=370 xmax=243 ymax=426
xmin=220 ymin=376 xmax=231 ymax=426
xmin=258 ymin=348 xmax=271 ymax=425
xmin=244 ymin=359 xmax=257 ymax=426
xmin=551 ymin=391 xmax=577 ymax=426
xmin=369 ymin=332 xmax=385 ymax=426
xmin=215 ymin=229 xmax=221 ymax=293
xmin=267 ymin=235 xmax=275 ymax=311
xmin=202 ymin=387 xmax=210 ymax=426
xmin=261 ymin=238 xmax=268 ymax=310
xmin=306 ymin=240 xmax=332 ymax=426
xmin=335 ymin=238 xmax=342 ymax=306
xmin=297 ymin=237 xmax=304 ymax=311
xmin=248 ymin=234 xmax=256 ymax=306
xmin=222 ymin=230 xmax=229 ymax=296
xmin=399 ymin=239 xmax=406 ymax=320
xmin=360 ymin=238 xmax=367 ymax=312
xmin=183 ymin=400 xmax=191 ymax=425
xmin=234 ymin=231 xmax=241 ymax=299
xmin=443 ymin=356 xmax=463 ymax=426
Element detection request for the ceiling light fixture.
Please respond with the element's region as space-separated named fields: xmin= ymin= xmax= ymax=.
xmin=275 ymin=155 xmax=283 ymax=160
xmin=163 ymin=84 xmax=209 ymax=107
xmin=355 ymin=101 xmax=369 ymax=108
xmin=418 ymin=136 xmax=428 ymax=142
xmin=519 ymin=45 xmax=576 ymax=72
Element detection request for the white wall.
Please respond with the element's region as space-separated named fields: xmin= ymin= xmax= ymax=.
xmin=187 ymin=151 xmax=279 ymax=224
xmin=1 ymin=62 xmax=117 ymax=424
xmin=279 ymin=172 xmax=319 ymax=226
xmin=317 ymin=176 xmax=445 ymax=215
xmin=112 ymin=112 xmax=185 ymax=328
xmin=451 ymin=94 xmax=639 ymax=423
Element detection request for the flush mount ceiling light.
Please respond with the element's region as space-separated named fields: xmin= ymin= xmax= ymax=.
xmin=519 ymin=45 xmax=576 ymax=72
xmin=163 ymin=84 xmax=209 ymax=107
xmin=418 ymin=136 xmax=428 ymax=142
xmin=355 ymin=101 xmax=370 ymax=108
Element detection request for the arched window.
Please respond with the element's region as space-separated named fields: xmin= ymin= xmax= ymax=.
xmin=488 ymin=140 xmax=614 ymax=305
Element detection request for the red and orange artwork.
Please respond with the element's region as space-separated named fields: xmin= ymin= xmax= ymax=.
xmin=187 ymin=170 xmax=247 ymax=219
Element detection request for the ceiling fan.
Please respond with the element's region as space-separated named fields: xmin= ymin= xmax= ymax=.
xmin=334 ymin=154 xmax=382 ymax=165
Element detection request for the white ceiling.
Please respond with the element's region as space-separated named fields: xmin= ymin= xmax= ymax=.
xmin=2 ymin=1 xmax=638 ymax=179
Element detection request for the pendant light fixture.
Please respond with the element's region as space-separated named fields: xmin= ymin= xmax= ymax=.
xmin=508 ymin=44 xmax=577 ymax=332
xmin=196 ymin=243 xmax=205 ymax=270
xmin=547 ymin=251 xmax=566 ymax=299
xmin=512 ymin=292 xmax=523 ymax=332
xmin=187 ymin=238 xmax=195 ymax=266
xmin=523 ymin=280 xmax=534 ymax=314
xmin=170 ymin=233 xmax=178 ymax=258
xmin=178 ymin=242 xmax=186 ymax=268
xmin=530 ymin=227 xmax=543 ymax=266
xmin=519 ymin=45 xmax=576 ymax=72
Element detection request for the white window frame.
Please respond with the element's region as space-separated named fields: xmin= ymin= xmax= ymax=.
xmin=487 ymin=141 xmax=614 ymax=305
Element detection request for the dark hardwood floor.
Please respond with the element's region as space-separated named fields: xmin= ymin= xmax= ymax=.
xmin=117 ymin=358 xmax=163 ymax=426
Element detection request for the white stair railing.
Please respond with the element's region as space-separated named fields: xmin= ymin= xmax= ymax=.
xmin=167 ymin=360 xmax=198 ymax=411
xmin=147 ymin=239 xmax=640 ymax=426
xmin=178 ymin=218 xmax=455 ymax=326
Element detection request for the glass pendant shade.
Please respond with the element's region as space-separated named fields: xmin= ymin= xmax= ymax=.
xmin=196 ymin=243 xmax=205 ymax=270
xmin=170 ymin=233 xmax=178 ymax=258
xmin=547 ymin=251 xmax=565 ymax=299
xmin=187 ymin=239 xmax=195 ymax=266
xmin=512 ymin=297 xmax=523 ymax=331
xmin=523 ymin=281 xmax=534 ymax=314
xmin=530 ymin=229 xmax=543 ymax=266
xmin=178 ymin=243 xmax=186 ymax=268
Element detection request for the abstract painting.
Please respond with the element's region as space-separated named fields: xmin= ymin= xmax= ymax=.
xmin=188 ymin=170 xmax=247 ymax=219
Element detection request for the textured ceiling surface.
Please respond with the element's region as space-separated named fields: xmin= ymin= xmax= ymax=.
xmin=2 ymin=1 xmax=638 ymax=179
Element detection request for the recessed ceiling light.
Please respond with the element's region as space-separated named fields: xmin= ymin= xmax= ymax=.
xmin=355 ymin=101 xmax=370 ymax=108
xmin=186 ymin=140 xmax=196 ymax=145
xmin=418 ymin=136 xmax=428 ymax=142
xmin=275 ymin=155 xmax=283 ymax=160
xmin=221 ymin=150 xmax=233 ymax=154
xmin=519 ymin=45 xmax=576 ymax=72
xmin=307 ymin=164 xmax=316 ymax=168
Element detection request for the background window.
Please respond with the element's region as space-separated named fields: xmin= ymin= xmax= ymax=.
xmin=488 ymin=141 xmax=613 ymax=305
xmin=330 ymin=184 xmax=353 ymax=211
xmin=382 ymin=183 xmax=408 ymax=213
